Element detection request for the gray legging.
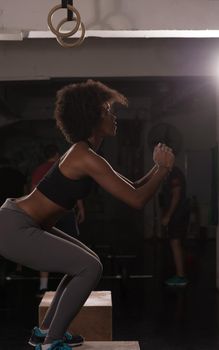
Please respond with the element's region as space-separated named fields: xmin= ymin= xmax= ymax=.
xmin=0 ymin=198 xmax=103 ymax=343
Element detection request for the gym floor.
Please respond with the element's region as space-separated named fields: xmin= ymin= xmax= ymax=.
xmin=0 ymin=238 xmax=218 ymax=350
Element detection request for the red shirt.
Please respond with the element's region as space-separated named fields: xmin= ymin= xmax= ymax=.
xmin=31 ymin=161 xmax=55 ymax=189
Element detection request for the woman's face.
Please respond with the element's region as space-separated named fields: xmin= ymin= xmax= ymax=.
xmin=97 ymin=102 xmax=117 ymax=137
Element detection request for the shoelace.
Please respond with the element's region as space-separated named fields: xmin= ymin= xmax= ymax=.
xmin=35 ymin=328 xmax=72 ymax=340
xmin=35 ymin=327 xmax=45 ymax=337
xmin=63 ymin=332 xmax=73 ymax=341
xmin=50 ymin=340 xmax=71 ymax=350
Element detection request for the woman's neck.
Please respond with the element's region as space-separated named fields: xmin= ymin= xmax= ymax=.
xmin=87 ymin=135 xmax=103 ymax=151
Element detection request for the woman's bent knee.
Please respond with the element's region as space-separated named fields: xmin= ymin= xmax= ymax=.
xmin=67 ymin=253 xmax=103 ymax=280
xmin=90 ymin=257 xmax=103 ymax=278
xmin=83 ymin=256 xmax=103 ymax=283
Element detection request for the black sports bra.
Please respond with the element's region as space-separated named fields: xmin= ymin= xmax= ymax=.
xmin=37 ymin=160 xmax=93 ymax=209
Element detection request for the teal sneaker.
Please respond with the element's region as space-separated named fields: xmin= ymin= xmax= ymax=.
xmin=35 ymin=340 xmax=71 ymax=349
xmin=165 ymin=275 xmax=188 ymax=287
xmin=29 ymin=326 xmax=84 ymax=347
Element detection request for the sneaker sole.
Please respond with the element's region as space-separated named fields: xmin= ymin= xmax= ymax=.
xmin=28 ymin=340 xmax=84 ymax=347
xmin=165 ymin=282 xmax=188 ymax=287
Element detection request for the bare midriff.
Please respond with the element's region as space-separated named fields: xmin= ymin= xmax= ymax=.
xmin=15 ymin=189 xmax=67 ymax=229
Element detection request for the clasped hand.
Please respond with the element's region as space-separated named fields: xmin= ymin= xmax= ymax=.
xmin=153 ymin=143 xmax=175 ymax=170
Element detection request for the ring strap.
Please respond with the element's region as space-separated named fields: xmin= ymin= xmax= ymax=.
xmin=62 ymin=0 xmax=73 ymax=21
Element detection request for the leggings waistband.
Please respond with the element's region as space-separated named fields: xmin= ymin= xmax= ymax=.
xmin=1 ymin=198 xmax=40 ymax=227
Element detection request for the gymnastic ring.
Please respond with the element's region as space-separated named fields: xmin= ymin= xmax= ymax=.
xmin=48 ymin=4 xmax=81 ymax=38
xmin=56 ymin=22 xmax=85 ymax=48
xmin=56 ymin=22 xmax=86 ymax=48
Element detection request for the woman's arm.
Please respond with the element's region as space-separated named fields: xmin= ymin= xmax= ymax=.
xmin=115 ymin=172 xmax=134 ymax=186
xmin=83 ymin=146 xmax=174 ymax=210
xmin=116 ymin=165 xmax=158 ymax=188
xmin=120 ymin=143 xmax=172 ymax=188
xmin=134 ymin=164 xmax=158 ymax=188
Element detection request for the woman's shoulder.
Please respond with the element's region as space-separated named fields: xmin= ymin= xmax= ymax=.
xmin=64 ymin=141 xmax=91 ymax=158
xmin=60 ymin=141 xmax=97 ymax=171
xmin=55 ymin=142 xmax=92 ymax=180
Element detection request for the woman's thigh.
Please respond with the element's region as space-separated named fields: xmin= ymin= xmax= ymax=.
xmin=26 ymin=228 xmax=100 ymax=274
xmin=0 ymin=200 xmax=100 ymax=274
xmin=51 ymin=226 xmax=99 ymax=259
xmin=1 ymin=224 xmax=99 ymax=275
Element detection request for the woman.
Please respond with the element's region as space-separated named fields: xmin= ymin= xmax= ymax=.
xmin=0 ymin=80 xmax=174 ymax=350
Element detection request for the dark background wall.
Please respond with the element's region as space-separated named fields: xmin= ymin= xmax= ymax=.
xmin=0 ymin=77 xmax=217 ymax=250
